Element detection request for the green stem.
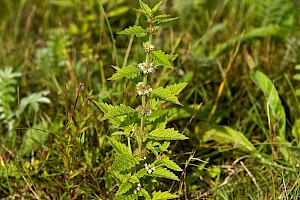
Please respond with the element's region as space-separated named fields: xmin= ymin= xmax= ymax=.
xmin=138 ymin=18 xmax=153 ymax=155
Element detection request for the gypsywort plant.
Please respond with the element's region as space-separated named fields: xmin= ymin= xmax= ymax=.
xmin=94 ymin=1 xmax=188 ymax=199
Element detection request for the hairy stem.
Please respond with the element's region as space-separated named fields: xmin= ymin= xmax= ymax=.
xmin=138 ymin=18 xmax=153 ymax=155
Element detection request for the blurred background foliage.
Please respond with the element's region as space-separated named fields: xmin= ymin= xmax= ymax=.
xmin=0 ymin=0 xmax=300 ymax=199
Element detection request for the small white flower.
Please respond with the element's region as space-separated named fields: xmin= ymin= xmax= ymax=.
xmin=137 ymin=183 xmax=141 ymax=187
xmin=150 ymin=45 xmax=155 ymax=51
xmin=152 ymin=166 xmax=156 ymax=171
xmin=144 ymin=156 xmax=146 ymax=160
xmin=147 ymin=169 xmax=152 ymax=173
xmin=134 ymin=190 xmax=137 ymax=194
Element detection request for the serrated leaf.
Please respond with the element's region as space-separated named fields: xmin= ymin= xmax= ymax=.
xmin=166 ymin=54 xmax=178 ymax=62
xmin=129 ymin=175 xmax=140 ymax=183
xmin=139 ymin=0 xmax=151 ymax=14
xmin=135 ymin=168 xmax=148 ymax=179
xmin=94 ymin=100 xmax=136 ymax=126
xmin=94 ymin=100 xmax=111 ymax=113
xmin=149 ymin=128 xmax=188 ymax=140
xmin=115 ymin=193 xmax=138 ymax=200
xmin=152 ymin=87 xmax=180 ymax=105
xmin=152 ymin=190 xmax=179 ymax=200
xmin=112 ymin=171 xmax=131 ymax=183
xmin=151 ymin=50 xmax=173 ymax=69
xmin=105 ymin=104 xmax=136 ymax=118
xmin=165 ymin=82 xmax=187 ymax=95
xmin=116 ymin=182 xmax=132 ymax=195
xmin=145 ymin=141 xmax=159 ymax=156
xmin=117 ymin=25 xmax=147 ymax=37
xmin=155 ymin=14 xmax=170 ymax=19
xmin=151 ymin=167 xmax=180 ymax=181
xmin=108 ymin=65 xmax=141 ymax=80
xmin=140 ymin=188 xmax=151 ymax=199
xmin=108 ymin=137 xmax=132 ymax=155
xmin=162 ymin=158 xmax=182 ymax=171
xmin=157 ymin=17 xmax=179 ymax=25
xmin=112 ymin=154 xmax=139 ymax=172
xmin=159 ymin=141 xmax=170 ymax=152
xmin=151 ymin=1 xmax=162 ymax=13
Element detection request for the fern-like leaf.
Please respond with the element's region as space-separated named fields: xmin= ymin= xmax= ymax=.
xmin=151 ymin=50 xmax=173 ymax=69
xmin=152 ymin=191 xmax=179 ymax=200
xmin=151 ymin=167 xmax=180 ymax=181
xmin=117 ymin=25 xmax=147 ymax=37
xmin=112 ymin=153 xmax=140 ymax=172
xmin=108 ymin=65 xmax=141 ymax=80
xmin=148 ymin=128 xmax=188 ymax=140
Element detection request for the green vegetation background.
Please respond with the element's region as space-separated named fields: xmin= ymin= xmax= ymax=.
xmin=0 ymin=0 xmax=300 ymax=199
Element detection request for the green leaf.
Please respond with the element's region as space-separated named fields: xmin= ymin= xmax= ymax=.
xmin=117 ymin=25 xmax=147 ymax=37
xmin=108 ymin=65 xmax=141 ymax=80
xmin=250 ymin=68 xmax=286 ymax=139
xmin=151 ymin=1 xmax=162 ymax=13
xmin=151 ymin=50 xmax=173 ymax=69
xmin=105 ymin=104 xmax=136 ymax=119
xmin=149 ymin=128 xmax=188 ymax=140
xmin=140 ymin=188 xmax=151 ymax=199
xmin=94 ymin=100 xmax=136 ymax=125
xmin=108 ymin=6 xmax=129 ymax=18
xmin=18 ymin=121 xmax=48 ymax=157
xmin=200 ymin=122 xmax=256 ymax=152
xmin=157 ymin=17 xmax=179 ymax=26
xmin=129 ymin=175 xmax=140 ymax=183
xmin=161 ymin=157 xmax=182 ymax=171
xmin=112 ymin=154 xmax=139 ymax=172
xmin=112 ymin=171 xmax=131 ymax=183
xmin=115 ymin=193 xmax=138 ymax=200
xmin=152 ymin=87 xmax=180 ymax=105
xmin=293 ymin=74 xmax=300 ymax=81
xmin=159 ymin=141 xmax=170 ymax=152
xmin=165 ymin=82 xmax=188 ymax=95
xmin=152 ymin=191 xmax=179 ymax=200
xmin=139 ymin=0 xmax=151 ymax=14
xmin=135 ymin=168 xmax=148 ymax=178
xmin=108 ymin=137 xmax=132 ymax=155
xmin=116 ymin=182 xmax=132 ymax=195
xmin=151 ymin=167 xmax=180 ymax=181
xmin=145 ymin=141 xmax=159 ymax=156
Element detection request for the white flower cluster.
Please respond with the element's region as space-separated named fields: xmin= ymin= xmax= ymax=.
xmin=133 ymin=183 xmax=142 ymax=194
xmin=144 ymin=163 xmax=156 ymax=174
xmin=143 ymin=42 xmax=155 ymax=53
xmin=138 ymin=62 xmax=154 ymax=74
xmin=136 ymin=82 xmax=152 ymax=96
xmin=136 ymin=104 xmax=152 ymax=116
